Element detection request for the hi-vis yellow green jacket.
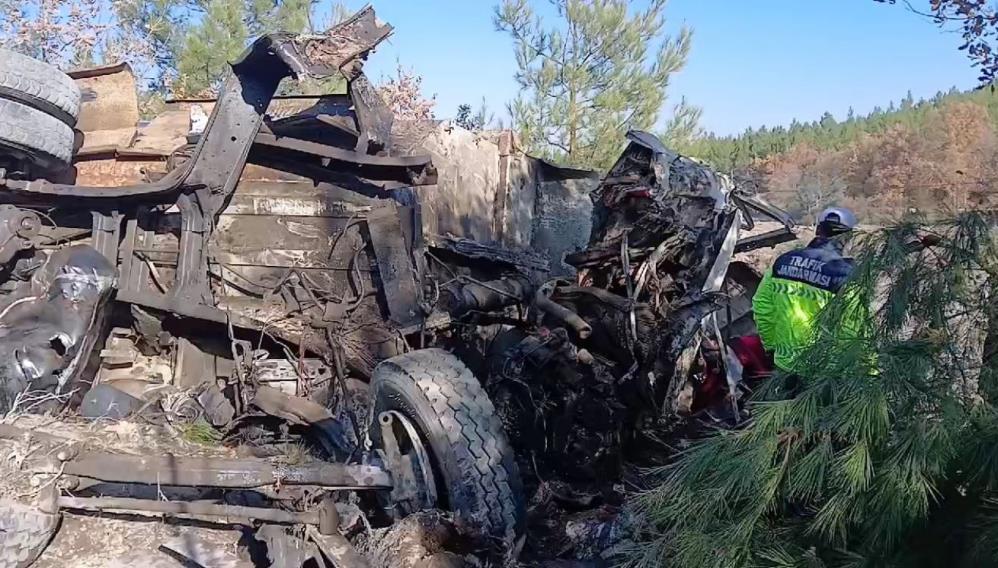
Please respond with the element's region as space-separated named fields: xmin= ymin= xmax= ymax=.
xmin=752 ymin=238 xmax=858 ymax=372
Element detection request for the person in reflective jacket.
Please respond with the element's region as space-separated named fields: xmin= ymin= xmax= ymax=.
xmin=752 ymin=207 xmax=859 ymax=373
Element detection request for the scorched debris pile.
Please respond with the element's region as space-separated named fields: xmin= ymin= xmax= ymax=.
xmin=0 ymin=6 xmax=794 ymax=567
xmin=466 ymin=132 xmax=792 ymax=482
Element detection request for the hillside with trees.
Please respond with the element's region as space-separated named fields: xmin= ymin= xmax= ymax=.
xmin=683 ymin=88 xmax=998 ymax=222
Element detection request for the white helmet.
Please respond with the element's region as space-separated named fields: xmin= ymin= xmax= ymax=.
xmin=817 ymin=206 xmax=858 ymax=231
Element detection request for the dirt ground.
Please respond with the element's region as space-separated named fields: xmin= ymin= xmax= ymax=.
xmin=35 ymin=516 xmax=250 ymax=568
xmin=0 ymin=415 xmax=259 ymax=567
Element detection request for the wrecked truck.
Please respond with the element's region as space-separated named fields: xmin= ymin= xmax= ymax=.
xmin=0 ymin=6 xmax=795 ymax=566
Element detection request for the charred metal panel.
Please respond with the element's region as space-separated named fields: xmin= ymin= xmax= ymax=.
xmin=0 ymin=245 xmax=116 ymax=410
xmin=367 ymin=203 xmax=422 ymax=329
xmin=209 ymin=181 xmax=379 ymax=306
xmin=418 ymin=126 xmax=501 ymax=244
xmin=349 ymin=74 xmax=394 ymax=154
xmin=117 ymin=211 xmax=158 ymax=296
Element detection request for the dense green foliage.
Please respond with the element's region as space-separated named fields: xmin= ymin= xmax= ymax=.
xmin=494 ymin=0 xmax=699 ymax=171
xmin=139 ymin=0 xmax=341 ymax=95
xmin=626 ymin=214 xmax=998 ymax=567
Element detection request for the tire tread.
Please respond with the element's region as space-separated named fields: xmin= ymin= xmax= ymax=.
xmin=0 ymin=49 xmax=80 ymax=124
xmin=372 ymin=348 xmax=525 ymax=546
xmin=0 ymin=98 xmax=74 ymax=165
xmin=0 ymin=500 xmax=60 ymax=568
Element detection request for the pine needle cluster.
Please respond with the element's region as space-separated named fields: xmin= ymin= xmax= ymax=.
xmin=626 ymin=213 xmax=998 ymax=567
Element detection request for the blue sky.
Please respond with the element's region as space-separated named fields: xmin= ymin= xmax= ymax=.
xmin=344 ymin=0 xmax=980 ymax=136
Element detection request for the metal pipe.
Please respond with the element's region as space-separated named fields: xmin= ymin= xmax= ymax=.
xmin=441 ymin=275 xmax=533 ymax=316
xmin=534 ymin=288 xmax=592 ymax=339
xmin=57 ymin=496 xmax=320 ymax=525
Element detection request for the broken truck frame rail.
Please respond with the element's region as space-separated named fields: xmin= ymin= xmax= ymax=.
xmin=4 ymin=417 xmax=393 ymax=528
xmin=30 ymin=452 xmax=388 ymax=529
xmin=29 ymin=452 xmax=391 ymax=489
xmin=40 ymin=492 xmax=368 ymax=567
xmin=0 ymin=423 xmax=388 ymax=568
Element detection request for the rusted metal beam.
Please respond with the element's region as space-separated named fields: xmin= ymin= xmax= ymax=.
xmin=32 ymin=452 xmax=391 ymax=489
xmin=57 ymin=496 xmax=320 ymax=525
xmin=429 ymin=235 xmax=550 ymax=272
xmin=251 ymin=135 xmax=437 ymax=186
xmin=367 ymin=203 xmax=423 ymax=328
xmin=254 ymin=133 xmax=430 ymax=169
xmin=349 ymin=73 xmax=394 ymax=154
xmin=247 ymin=149 xmax=418 ymax=195
xmin=114 ymin=289 xmax=249 ymax=327
xmin=734 ymin=227 xmax=797 ymax=253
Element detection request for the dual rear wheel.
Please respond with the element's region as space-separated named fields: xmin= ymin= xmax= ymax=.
xmin=0 ymin=49 xmax=81 ymax=171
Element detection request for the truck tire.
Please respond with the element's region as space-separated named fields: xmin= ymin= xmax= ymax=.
xmin=371 ymin=349 xmax=526 ymax=548
xmin=0 ymin=501 xmax=61 ymax=568
xmin=0 ymin=98 xmax=75 ymax=168
xmin=0 ymin=49 xmax=80 ymax=126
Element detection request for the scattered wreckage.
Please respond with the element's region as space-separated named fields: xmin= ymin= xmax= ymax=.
xmin=0 ymin=6 xmax=795 ymax=566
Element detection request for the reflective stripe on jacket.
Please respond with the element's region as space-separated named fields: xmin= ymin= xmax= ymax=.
xmin=752 ymin=238 xmax=856 ymax=372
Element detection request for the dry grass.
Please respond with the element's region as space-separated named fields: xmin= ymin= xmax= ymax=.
xmin=179 ymin=419 xmax=223 ymax=446
xmin=2 ymin=389 xmax=76 ymax=423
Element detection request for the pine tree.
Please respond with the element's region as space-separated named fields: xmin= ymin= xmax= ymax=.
xmin=173 ymin=0 xmax=248 ymax=95
xmin=455 ymin=99 xmax=495 ymax=131
xmin=118 ymin=0 xmax=348 ymax=96
xmin=115 ymin=0 xmax=193 ymax=89
xmin=624 ymin=214 xmax=998 ymax=567
xmin=819 ymin=111 xmax=837 ymax=129
xmin=494 ymin=0 xmax=698 ymax=170
xmin=247 ymin=0 xmax=313 ymax=36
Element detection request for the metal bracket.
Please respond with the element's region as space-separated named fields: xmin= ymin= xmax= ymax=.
xmin=91 ymin=210 xmax=122 ymax=263
xmin=377 ymin=410 xmax=438 ymax=515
